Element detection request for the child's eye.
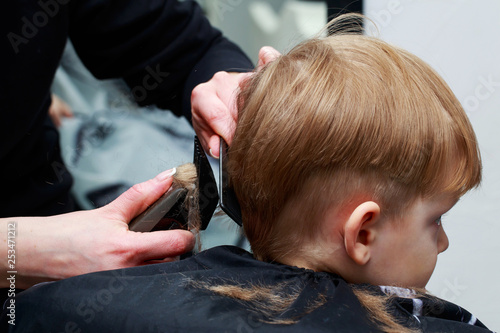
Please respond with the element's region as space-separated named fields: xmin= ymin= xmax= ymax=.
xmin=435 ymin=216 xmax=442 ymax=226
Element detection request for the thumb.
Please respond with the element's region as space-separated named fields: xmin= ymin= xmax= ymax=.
xmin=102 ymin=168 xmax=177 ymax=222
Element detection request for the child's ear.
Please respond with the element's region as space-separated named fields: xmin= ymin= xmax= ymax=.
xmin=343 ymin=201 xmax=380 ymax=266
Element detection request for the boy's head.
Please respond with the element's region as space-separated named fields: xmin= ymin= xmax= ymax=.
xmin=228 ymin=28 xmax=481 ymax=287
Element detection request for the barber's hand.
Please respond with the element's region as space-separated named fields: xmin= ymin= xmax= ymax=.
xmin=48 ymin=94 xmax=73 ymax=127
xmin=191 ymin=46 xmax=281 ymax=158
xmin=191 ymin=71 xmax=249 ymax=158
xmin=7 ymin=168 xmax=194 ymax=289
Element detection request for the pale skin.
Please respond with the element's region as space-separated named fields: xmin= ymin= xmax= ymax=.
xmin=0 ymin=169 xmax=194 ymax=289
xmin=282 ymin=192 xmax=455 ymax=289
xmin=192 ymin=46 xmax=281 ymax=157
xmin=0 ymin=46 xmax=281 ymax=289
xmin=48 ymin=94 xmax=73 ymax=127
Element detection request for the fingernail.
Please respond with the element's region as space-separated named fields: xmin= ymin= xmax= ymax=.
xmin=155 ymin=168 xmax=176 ymax=182
xmin=209 ymin=148 xmax=219 ymax=159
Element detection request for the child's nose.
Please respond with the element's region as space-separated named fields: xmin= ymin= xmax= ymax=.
xmin=438 ymin=228 xmax=449 ymax=253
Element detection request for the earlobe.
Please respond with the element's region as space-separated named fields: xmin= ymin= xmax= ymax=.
xmin=343 ymin=201 xmax=380 ymax=266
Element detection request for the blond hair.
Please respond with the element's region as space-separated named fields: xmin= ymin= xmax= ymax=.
xmin=185 ymin=15 xmax=482 ymax=332
xmin=229 ymin=29 xmax=481 ymax=264
xmin=172 ymin=163 xmax=201 ymax=247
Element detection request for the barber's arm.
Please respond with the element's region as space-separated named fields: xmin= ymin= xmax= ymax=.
xmin=69 ymin=0 xmax=253 ymax=117
xmin=69 ymin=0 xmax=283 ymax=155
xmin=0 ymin=170 xmax=194 ymax=289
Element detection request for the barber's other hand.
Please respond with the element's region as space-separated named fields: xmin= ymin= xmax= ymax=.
xmin=48 ymin=94 xmax=73 ymax=127
xmin=12 ymin=169 xmax=194 ymax=289
xmin=191 ymin=46 xmax=281 ymax=158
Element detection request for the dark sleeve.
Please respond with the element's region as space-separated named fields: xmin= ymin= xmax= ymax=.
xmin=68 ymin=0 xmax=253 ymax=119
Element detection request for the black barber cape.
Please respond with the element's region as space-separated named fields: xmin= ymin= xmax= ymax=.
xmin=1 ymin=0 xmax=252 ymax=217
xmin=2 ymin=246 xmax=491 ymax=332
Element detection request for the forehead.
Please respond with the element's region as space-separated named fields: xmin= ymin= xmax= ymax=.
xmin=411 ymin=192 xmax=460 ymax=216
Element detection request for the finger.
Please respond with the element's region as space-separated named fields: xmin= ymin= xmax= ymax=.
xmin=102 ymin=168 xmax=176 ymax=222
xmin=257 ymin=46 xmax=281 ymax=70
xmin=141 ymin=256 xmax=180 ymax=265
xmin=62 ymin=107 xmax=74 ymax=118
xmin=192 ymin=96 xmax=234 ymax=151
xmin=208 ymin=135 xmax=220 ymax=159
xmin=132 ymin=229 xmax=195 ymax=261
xmin=214 ymin=120 xmax=236 ymax=148
xmin=192 ymin=71 xmax=249 ymax=153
